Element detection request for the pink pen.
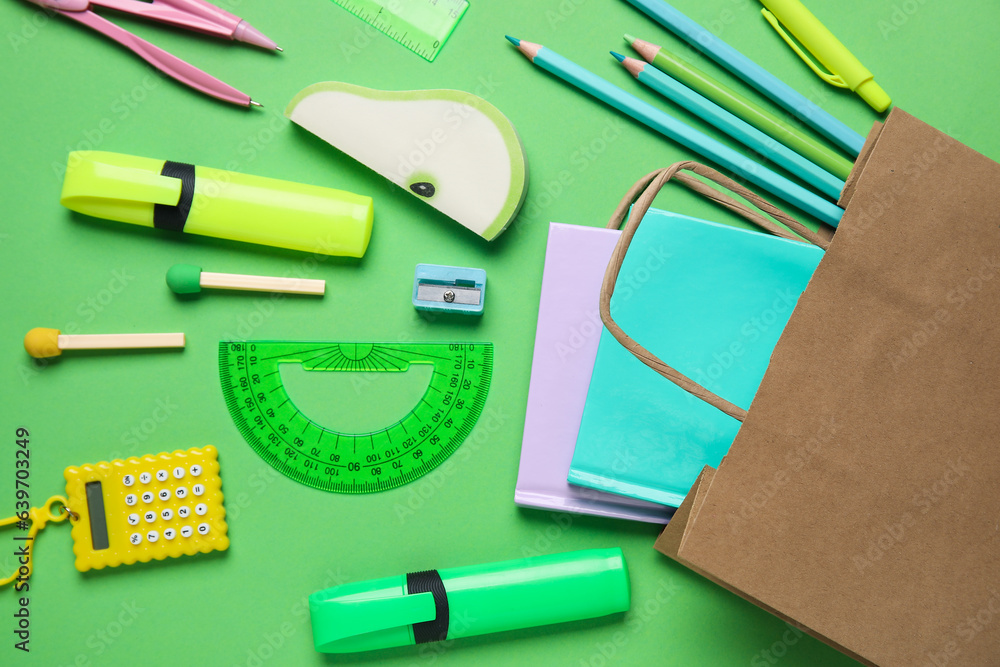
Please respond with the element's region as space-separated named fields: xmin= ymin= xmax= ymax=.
xmin=25 ymin=0 xmax=281 ymax=106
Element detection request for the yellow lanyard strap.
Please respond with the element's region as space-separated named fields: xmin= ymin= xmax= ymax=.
xmin=0 ymin=496 xmax=73 ymax=587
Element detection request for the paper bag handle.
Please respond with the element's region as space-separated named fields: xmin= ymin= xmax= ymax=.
xmin=600 ymin=161 xmax=830 ymax=422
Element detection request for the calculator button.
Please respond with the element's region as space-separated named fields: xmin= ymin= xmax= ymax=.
xmin=158 ymin=489 xmax=171 ymax=501
xmin=177 ymin=506 xmax=191 ymax=519
xmin=139 ymin=472 xmax=152 ymax=484
xmin=146 ymin=530 xmax=159 ymax=543
xmin=163 ymin=528 xmax=176 ymax=540
xmin=173 ymin=467 xmax=185 ymax=479
xmin=195 ymin=503 xmax=208 ymax=516
xmin=175 ymin=487 xmax=189 ymax=500
xmin=143 ymin=511 xmax=156 ymax=523
xmin=127 ymin=513 xmax=140 ymax=526
xmin=157 ymin=469 xmax=169 ymax=481
xmin=197 ymin=523 xmax=210 ymax=536
xmin=129 ymin=533 xmax=142 ymax=545
xmin=161 ymin=508 xmax=173 ymax=521
xmin=125 ymin=494 xmax=137 ymax=506
xmin=192 ymin=484 xmax=205 ymax=496
xmin=180 ymin=526 xmax=193 ymax=538
xmin=123 ymin=474 xmax=135 ymax=487
xmin=141 ymin=491 xmax=154 ymax=504
xmin=190 ymin=464 xmax=203 ymax=477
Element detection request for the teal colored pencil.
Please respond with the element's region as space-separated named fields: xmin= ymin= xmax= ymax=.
xmin=619 ymin=0 xmax=865 ymax=155
xmin=507 ymin=36 xmax=843 ymax=227
xmin=626 ymin=34 xmax=854 ymax=181
xmin=612 ymin=51 xmax=844 ymax=200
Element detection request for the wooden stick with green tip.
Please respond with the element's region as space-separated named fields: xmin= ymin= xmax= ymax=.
xmin=626 ymin=34 xmax=853 ymax=180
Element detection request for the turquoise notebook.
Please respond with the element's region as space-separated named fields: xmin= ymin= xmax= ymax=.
xmin=568 ymin=208 xmax=824 ymax=507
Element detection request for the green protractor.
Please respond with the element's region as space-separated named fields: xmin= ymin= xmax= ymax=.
xmin=219 ymin=342 xmax=493 ymax=493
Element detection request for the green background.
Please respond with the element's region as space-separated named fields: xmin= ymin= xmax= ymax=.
xmin=1 ymin=0 xmax=997 ymax=665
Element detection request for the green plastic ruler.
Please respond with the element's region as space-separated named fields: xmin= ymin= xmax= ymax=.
xmin=219 ymin=342 xmax=492 ymax=493
xmin=331 ymin=0 xmax=469 ymax=62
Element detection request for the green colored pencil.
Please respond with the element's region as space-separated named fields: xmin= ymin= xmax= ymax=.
xmin=626 ymin=34 xmax=853 ymax=180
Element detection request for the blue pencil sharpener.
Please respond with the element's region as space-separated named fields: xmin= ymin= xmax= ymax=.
xmin=412 ymin=264 xmax=486 ymax=316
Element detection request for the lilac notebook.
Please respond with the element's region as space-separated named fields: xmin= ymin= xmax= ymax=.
xmin=515 ymin=223 xmax=674 ymax=524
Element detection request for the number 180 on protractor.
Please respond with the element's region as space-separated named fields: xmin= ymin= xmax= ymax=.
xmin=219 ymin=342 xmax=494 ymax=493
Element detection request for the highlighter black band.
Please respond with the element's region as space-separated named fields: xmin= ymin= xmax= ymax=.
xmin=153 ymin=161 xmax=196 ymax=232
xmin=406 ymin=569 xmax=449 ymax=644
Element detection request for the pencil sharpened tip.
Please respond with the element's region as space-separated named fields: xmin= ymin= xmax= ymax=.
xmin=624 ymin=33 xmax=636 ymax=45
xmin=505 ymin=35 xmax=520 ymax=46
xmin=610 ymin=51 xmax=626 ymax=62
xmin=249 ymin=100 xmax=263 ymax=107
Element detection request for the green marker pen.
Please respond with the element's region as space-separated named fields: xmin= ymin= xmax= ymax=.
xmin=60 ymin=151 xmax=373 ymax=257
xmin=309 ymin=548 xmax=630 ymax=653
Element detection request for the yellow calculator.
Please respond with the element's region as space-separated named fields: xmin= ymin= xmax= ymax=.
xmin=64 ymin=446 xmax=229 ymax=572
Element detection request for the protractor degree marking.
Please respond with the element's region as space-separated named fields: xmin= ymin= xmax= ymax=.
xmin=273 ymin=357 xmax=469 ymax=469
xmin=380 ymin=344 xmax=451 ymax=361
xmin=220 ymin=342 xmax=492 ymax=493
xmin=259 ymin=343 xmax=340 ymax=361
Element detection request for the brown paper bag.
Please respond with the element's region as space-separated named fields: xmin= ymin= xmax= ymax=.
xmin=606 ymin=109 xmax=1000 ymax=666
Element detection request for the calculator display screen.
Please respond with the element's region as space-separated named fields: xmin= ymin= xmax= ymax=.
xmin=85 ymin=482 xmax=110 ymax=550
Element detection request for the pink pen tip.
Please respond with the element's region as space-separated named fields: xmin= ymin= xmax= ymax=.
xmin=250 ymin=100 xmax=263 ymax=107
xmin=233 ymin=20 xmax=279 ymax=51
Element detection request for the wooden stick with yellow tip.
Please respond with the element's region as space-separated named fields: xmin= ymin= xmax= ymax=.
xmin=24 ymin=328 xmax=185 ymax=359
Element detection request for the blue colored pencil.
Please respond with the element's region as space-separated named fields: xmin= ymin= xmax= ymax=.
xmin=507 ymin=37 xmax=843 ymax=227
xmin=620 ymin=0 xmax=865 ymax=155
xmin=613 ymin=51 xmax=844 ymax=200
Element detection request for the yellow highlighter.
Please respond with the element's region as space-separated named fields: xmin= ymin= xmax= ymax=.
xmin=760 ymin=0 xmax=891 ymax=113
xmin=60 ymin=151 xmax=374 ymax=257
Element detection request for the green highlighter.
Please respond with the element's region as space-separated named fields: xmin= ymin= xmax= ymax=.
xmin=309 ymin=548 xmax=630 ymax=653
